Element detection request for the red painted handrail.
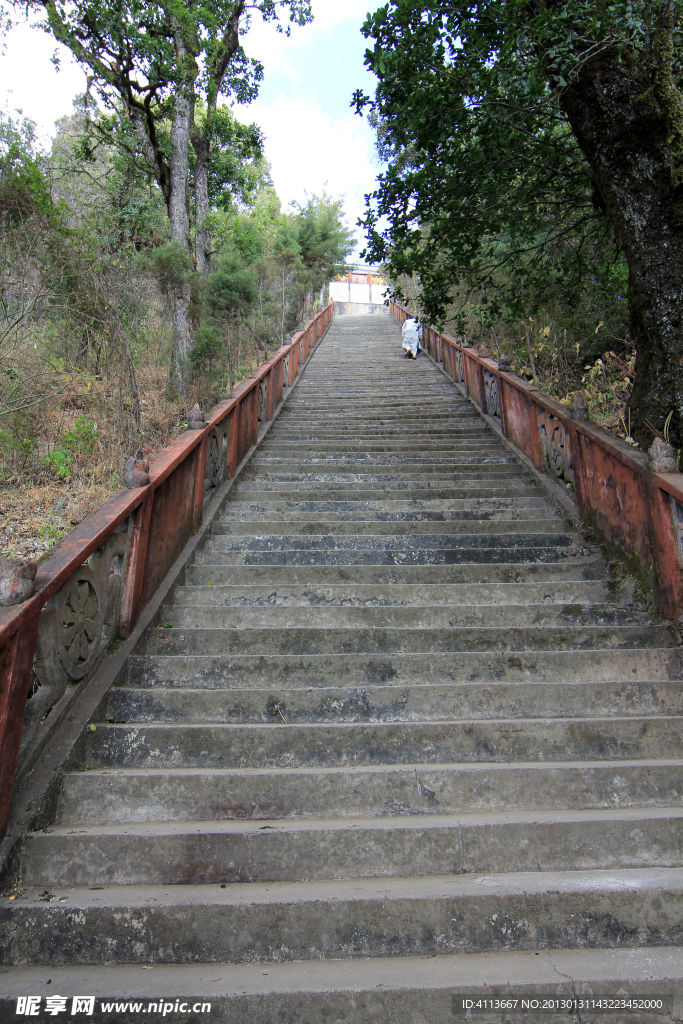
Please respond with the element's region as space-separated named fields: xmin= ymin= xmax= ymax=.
xmin=0 ymin=302 xmax=334 ymax=840
xmin=391 ymin=299 xmax=683 ymax=621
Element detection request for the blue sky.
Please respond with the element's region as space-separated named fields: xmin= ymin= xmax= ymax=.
xmin=0 ymin=0 xmax=383 ymax=257
xmin=237 ymin=0 xmax=384 ymax=255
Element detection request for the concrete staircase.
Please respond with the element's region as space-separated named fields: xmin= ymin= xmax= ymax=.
xmin=2 ymin=315 xmax=683 ymax=1019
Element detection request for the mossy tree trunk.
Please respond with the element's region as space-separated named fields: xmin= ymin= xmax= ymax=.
xmin=554 ymin=1 xmax=683 ymax=448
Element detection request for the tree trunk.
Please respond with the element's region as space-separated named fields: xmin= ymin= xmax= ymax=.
xmin=524 ymin=322 xmax=539 ymax=383
xmin=191 ymin=0 xmax=246 ymax=279
xmin=556 ymin=3 xmax=683 ymax=448
xmin=193 ymin=132 xmax=211 ymax=276
xmin=169 ymin=62 xmax=193 ymax=392
xmin=281 ymin=263 xmax=286 ymax=342
xmin=227 ymin=321 xmax=233 ymax=396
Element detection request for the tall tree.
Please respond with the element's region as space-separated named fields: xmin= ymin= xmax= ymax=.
xmin=272 ymin=220 xmax=301 ymax=342
xmin=356 ymin=0 xmax=683 ymax=448
xmin=294 ymin=193 xmax=355 ymax=318
xmin=28 ymin=0 xmax=311 ymax=383
xmin=191 ymin=104 xmax=264 ymax=276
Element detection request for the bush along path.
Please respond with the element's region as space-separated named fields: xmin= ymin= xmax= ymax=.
xmin=1 ymin=314 xmax=682 ymax=1020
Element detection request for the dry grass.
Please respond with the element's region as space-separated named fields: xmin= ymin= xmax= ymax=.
xmin=0 ymin=481 xmax=112 ymax=560
xmin=0 ymin=362 xmax=185 ymax=560
xmin=0 ymin=345 xmax=272 ymax=561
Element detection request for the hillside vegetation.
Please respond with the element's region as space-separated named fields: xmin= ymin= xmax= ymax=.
xmin=359 ymin=0 xmax=683 ymax=456
xmin=0 ymin=103 xmax=353 ymax=560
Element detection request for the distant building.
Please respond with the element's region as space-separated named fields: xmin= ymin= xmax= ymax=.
xmin=328 ymin=265 xmax=390 ymax=314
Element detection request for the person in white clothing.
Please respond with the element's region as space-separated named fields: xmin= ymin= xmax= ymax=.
xmin=402 ymin=318 xmax=422 ymax=358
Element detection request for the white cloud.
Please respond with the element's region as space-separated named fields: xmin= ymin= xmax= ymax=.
xmin=240 ymin=17 xmax=302 ymax=85
xmin=240 ymin=0 xmax=380 ymax=80
xmin=0 ymin=22 xmax=86 ymax=142
xmin=0 ymin=5 xmax=381 ymax=259
xmin=309 ymin=0 xmax=379 ymax=31
xmin=236 ymin=92 xmax=377 ymax=256
xmin=0 ymin=0 xmax=379 ymax=143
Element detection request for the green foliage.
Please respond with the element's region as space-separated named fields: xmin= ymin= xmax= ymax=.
xmin=294 ymin=192 xmax=355 ymax=294
xmin=193 ymin=106 xmax=266 ymax=212
xmin=193 ymin=253 xmax=258 ymax=391
xmin=26 ymin=0 xmax=312 ymax=218
xmin=356 ymin=0 xmax=683 ymax=446
xmin=0 ymin=87 xmax=354 ymax=491
xmin=205 ymin=253 xmax=258 ymax=318
xmin=355 ymin=0 xmax=671 ymax=325
xmin=140 ymin=242 xmax=194 ymax=296
xmin=0 ymin=112 xmax=57 ymax=222
xmin=45 ymin=416 xmax=98 ymax=479
xmin=273 ymin=220 xmax=302 ymax=267
xmin=38 ymin=517 xmax=66 ymax=547
xmin=230 ymin=215 xmax=266 ymax=265
xmin=0 ymin=418 xmax=38 ymax=473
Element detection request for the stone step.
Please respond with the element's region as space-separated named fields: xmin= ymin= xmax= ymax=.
xmin=246 ymin=461 xmax=521 ymax=474
xmin=129 ymin=647 xmax=681 ymax=690
xmin=273 ymin=427 xmax=489 ymax=438
xmin=82 ymin=716 xmax=683 ymax=770
xmin=162 ymin=604 xmax=649 ymax=632
xmin=194 ymin=545 xmax=590 ymax=567
xmin=218 ymin=508 xmax=559 ymax=522
xmin=262 ymin=429 xmax=499 ymax=439
xmin=210 ymin=519 xmax=569 ymax=537
xmin=19 ymin=807 xmax=683 ymax=888
xmin=272 ymin=434 xmax=490 ymax=444
xmin=254 ymin=453 xmax=515 ymax=464
xmin=270 ymin=434 xmax=490 ymax=445
xmin=254 ymin=452 xmax=510 ymax=465
xmin=183 ymin=562 xmax=609 ymax=587
xmin=222 ymin=495 xmax=555 ymax=511
xmin=106 ymin=677 xmax=680 ymax=725
xmin=249 ymin=452 xmax=518 ymax=464
xmin=172 ymin=580 xmax=618 ymax=607
xmin=142 ymin=624 xmax=667 ymax=658
xmin=260 ymin=439 xmax=502 ymax=451
xmin=231 ymin=485 xmax=545 ymax=500
xmin=56 ymin=759 xmax=683 ymax=825
xmin=3 ymin=868 xmax=683 ymax=966
xmin=282 ymin=393 xmax=467 ymax=402
xmin=257 ymin=434 xmax=500 ymax=445
xmin=234 ymin=476 xmax=530 ymax=491
xmin=280 ymin=401 xmax=470 ymax=412
xmin=276 ymin=416 xmax=482 ymax=426
xmin=202 ymin=528 xmax=576 ymax=549
xmin=276 ymin=418 xmax=483 ymax=429
xmin=0 ymin=947 xmax=680 ymax=1023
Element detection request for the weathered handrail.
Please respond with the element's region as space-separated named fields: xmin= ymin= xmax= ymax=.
xmin=0 ymin=302 xmax=334 ymax=840
xmin=391 ymin=300 xmax=683 ymax=620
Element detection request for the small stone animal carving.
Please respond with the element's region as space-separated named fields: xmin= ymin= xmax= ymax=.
xmin=188 ymin=404 xmax=206 ymax=430
xmin=0 ymin=559 xmax=37 ymax=606
xmin=648 ymin=437 xmax=678 ymax=473
xmin=123 ymin=458 xmax=151 ymax=488
xmin=570 ymin=394 xmax=588 ymax=421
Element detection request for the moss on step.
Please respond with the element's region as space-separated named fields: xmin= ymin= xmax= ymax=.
xmin=582 ymin=508 xmax=663 ymax=616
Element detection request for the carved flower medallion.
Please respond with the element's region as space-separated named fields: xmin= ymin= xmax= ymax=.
xmin=62 ymin=580 xmax=98 ymax=664
xmin=56 ymin=567 xmax=105 ymax=679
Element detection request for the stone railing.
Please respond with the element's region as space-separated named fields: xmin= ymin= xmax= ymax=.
xmin=391 ymin=300 xmax=683 ymax=621
xmin=0 ymin=302 xmax=334 ymax=840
